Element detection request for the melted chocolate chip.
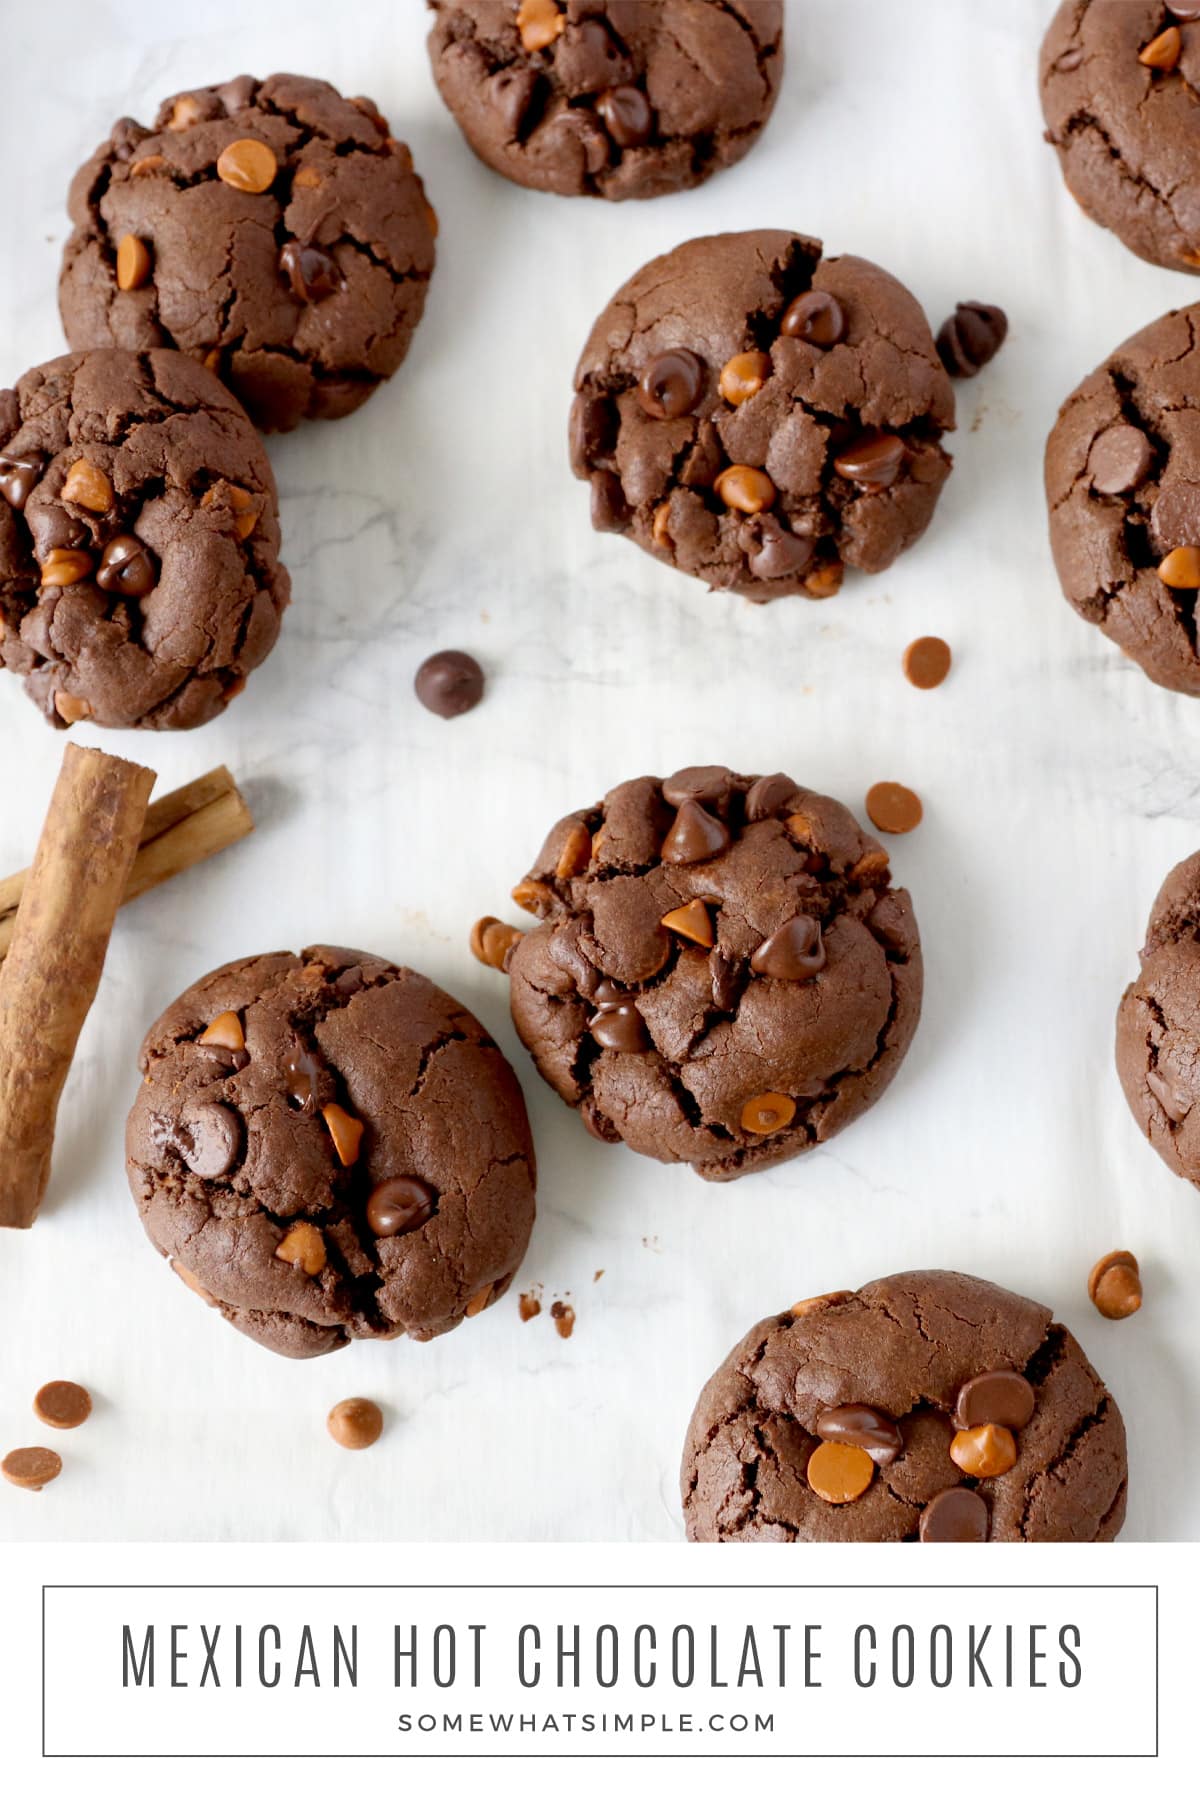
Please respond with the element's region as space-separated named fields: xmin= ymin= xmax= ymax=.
xmin=96 ymin=534 xmax=157 ymax=598
xmin=491 ymin=66 xmax=542 ymax=136
xmin=570 ymin=390 xmax=618 ymax=475
xmin=750 ymin=915 xmax=825 ymax=980
xmin=815 ymin=1402 xmax=903 ymax=1465
xmin=589 ymin=1001 xmax=650 ymax=1053
xmin=708 ymin=948 xmax=743 ymax=1013
xmin=279 ymin=241 xmax=343 ymax=303
xmin=834 ymin=430 xmax=907 ymax=489
xmin=0 ymin=451 xmax=43 ymax=509
xmin=283 ymin=1042 xmax=324 ymax=1113
xmin=637 ymin=348 xmax=704 ymax=420
xmin=953 ymin=1370 xmax=1036 ymax=1431
xmin=661 ymin=799 xmax=731 ymax=865
xmin=745 ymin=772 xmax=800 ymax=820
xmin=596 ymin=85 xmax=653 ymax=149
xmin=739 ymin=514 xmax=814 ymax=581
xmin=153 ymin=1103 xmax=242 ymax=1178
xmin=780 ymin=290 xmax=846 ymax=348
xmin=590 ymin=469 xmax=630 ymax=531
xmin=366 ymin=1176 xmax=438 ymax=1238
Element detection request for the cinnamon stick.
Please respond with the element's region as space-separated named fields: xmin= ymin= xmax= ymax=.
xmin=0 ymin=764 xmax=252 ymax=963
xmin=0 ymin=744 xmax=155 ymax=1228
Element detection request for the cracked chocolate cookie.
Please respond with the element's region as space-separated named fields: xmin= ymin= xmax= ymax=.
xmin=126 ymin=946 xmax=537 ymax=1358
xmin=59 ymin=73 xmax=436 ymax=433
xmin=0 ymin=348 xmax=288 ymax=730
xmin=1040 ymin=2 xmax=1200 ymax=275
xmin=1116 ymin=849 xmax=1200 ymax=1183
xmin=426 ymin=0 xmax=783 ymax=201
xmin=1045 ymin=301 xmax=1200 ymax=694
xmin=494 ymin=767 xmax=922 ymax=1182
xmin=571 ymin=231 xmax=955 ymax=600
xmin=682 ymin=1271 xmax=1128 ymax=1542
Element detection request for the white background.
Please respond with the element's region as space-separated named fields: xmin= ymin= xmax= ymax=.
xmin=2 ymin=0 xmax=1200 ymax=1547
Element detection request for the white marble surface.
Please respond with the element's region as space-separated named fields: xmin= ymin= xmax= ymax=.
xmin=2 ymin=0 xmax=1200 ymax=1543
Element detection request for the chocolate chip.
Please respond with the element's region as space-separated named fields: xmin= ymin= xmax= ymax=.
xmin=902 ymin=635 xmax=952 ymax=689
xmin=283 ymin=1042 xmax=325 ymax=1112
xmin=414 ymin=649 xmax=485 ymax=718
xmin=569 ymin=390 xmax=617 ymax=475
xmin=780 ymin=289 xmax=846 ymax=347
xmin=216 ymin=74 xmax=259 ymax=114
xmin=596 ymin=85 xmax=653 ymax=148
xmin=178 ymin=1103 xmax=242 ymax=1178
xmin=366 ymin=1176 xmax=438 ymax=1237
xmin=661 ymin=799 xmax=731 ymax=865
xmin=589 ymin=1001 xmax=650 ymax=1053
xmin=637 ymin=348 xmax=704 ymax=420
xmin=834 ymin=430 xmax=907 ymax=489
xmin=1086 ymin=424 xmax=1151 ymax=496
xmin=953 ymin=1370 xmax=1036 ymax=1431
xmin=662 ymin=766 xmax=732 ymax=808
xmin=279 ymin=241 xmax=343 ymax=304
xmin=865 ymin=780 xmax=923 ymax=834
xmin=750 ymin=915 xmax=825 ymax=980
xmin=919 ymin=1486 xmax=989 ymax=1542
xmin=739 ymin=514 xmax=814 ymax=581
xmin=490 ymin=66 xmax=542 ymax=136
xmin=936 ymin=301 xmax=1008 ymax=378
xmin=96 ymin=534 xmax=157 ymax=598
xmin=708 ymin=948 xmax=742 ymax=1013
xmin=0 ymin=451 xmax=42 ymax=509
xmin=327 ymin=1397 xmax=383 ymax=1450
xmin=33 ymin=1380 xmax=92 ymax=1430
xmin=745 ymin=772 xmax=800 ymax=820
xmin=590 ymin=469 xmax=630 ymax=531
xmin=815 ymin=1402 xmax=903 ymax=1465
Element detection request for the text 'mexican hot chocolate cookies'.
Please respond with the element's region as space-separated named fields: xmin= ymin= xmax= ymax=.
xmin=571 ymin=231 xmax=955 ymax=600
xmin=682 ymin=1272 xmax=1128 ymax=1543
xmin=1046 ymin=301 xmax=1200 ymax=695
xmin=0 ymin=348 xmax=288 ymax=730
xmin=490 ymin=767 xmax=921 ymax=1181
xmin=426 ymin=0 xmax=784 ymax=201
xmin=126 ymin=946 xmax=536 ymax=1358
xmin=58 ymin=74 xmax=436 ymax=433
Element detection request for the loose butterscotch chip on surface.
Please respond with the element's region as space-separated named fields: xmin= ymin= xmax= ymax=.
xmin=275 ymin=1221 xmax=326 ymax=1276
xmin=327 ymin=1397 xmax=383 ymax=1450
xmin=865 ymin=780 xmax=923 ymax=834
xmin=902 ymin=636 xmax=952 ymax=690
xmin=33 ymin=1381 xmax=92 ymax=1430
xmin=2 ymin=1447 xmax=63 ymax=1491
xmin=1088 ymin=1249 xmax=1142 ymax=1320
xmin=62 ymin=459 xmax=114 ymax=513
xmin=216 ymin=138 xmax=278 ymax=194
xmin=806 ymin=1440 xmax=875 ymax=1504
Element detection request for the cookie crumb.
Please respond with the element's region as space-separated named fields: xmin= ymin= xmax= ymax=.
xmin=550 ymin=1300 xmax=575 ymax=1340
xmin=518 ymin=1288 xmax=542 ymax=1322
xmin=593 ymin=1268 xmax=604 ymax=1282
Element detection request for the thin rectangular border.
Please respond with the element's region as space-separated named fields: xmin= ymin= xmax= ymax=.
xmin=40 ymin=1582 xmax=1159 ymax=1760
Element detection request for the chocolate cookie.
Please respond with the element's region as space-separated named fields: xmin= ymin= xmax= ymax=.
xmin=59 ymin=74 xmax=436 ymax=433
xmin=426 ymin=0 xmax=783 ymax=201
xmin=0 ymin=349 xmax=288 ymax=730
xmin=498 ymin=767 xmax=922 ymax=1181
xmin=682 ymin=1271 xmax=1128 ymax=1542
xmin=571 ymin=231 xmax=955 ymax=600
xmin=1045 ymin=301 xmax=1200 ymax=695
xmin=1040 ymin=2 xmax=1200 ymax=275
xmin=1116 ymin=849 xmax=1200 ymax=1182
xmin=126 ymin=946 xmax=536 ymax=1358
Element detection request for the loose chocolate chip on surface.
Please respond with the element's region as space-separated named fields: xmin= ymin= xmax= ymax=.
xmin=865 ymin=780 xmax=923 ymax=834
xmin=1 ymin=1446 xmax=63 ymax=1491
xmin=638 ymin=348 xmax=704 ymax=420
xmin=750 ymin=915 xmax=825 ymax=980
xmin=954 ymin=1370 xmax=1036 ymax=1431
xmin=936 ymin=301 xmax=1008 ymax=378
xmin=806 ymin=1439 xmax=874 ymax=1504
xmin=33 ymin=1381 xmax=92 ymax=1430
xmin=596 ymin=85 xmax=653 ymax=149
xmin=1088 ymin=1249 xmax=1143 ymax=1320
xmin=0 ymin=451 xmax=43 ymax=508
xmin=834 ymin=430 xmax=907 ymax=489
xmin=279 ymin=241 xmax=342 ymax=303
xmin=96 ymin=534 xmax=157 ymax=598
xmin=216 ymin=138 xmax=278 ymax=193
xmin=366 ymin=1176 xmax=438 ymax=1238
xmin=327 ymin=1397 xmax=383 ymax=1450
xmin=661 ymin=799 xmax=731 ymax=865
xmin=780 ymin=289 xmax=845 ymax=347
xmin=815 ymin=1402 xmax=902 ymax=1465
xmin=950 ymin=1422 xmax=1018 ymax=1479
xmin=902 ymin=635 xmax=952 ymax=689
xmin=415 ymin=649 xmax=485 ymax=718
xmin=740 ymin=1091 xmax=796 ymax=1135
xmin=919 ymin=1486 xmax=989 ymax=1543
xmin=1088 ymin=423 xmax=1154 ymax=495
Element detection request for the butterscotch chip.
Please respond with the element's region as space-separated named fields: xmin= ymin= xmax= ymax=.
xmin=1156 ymin=546 xmax=1200 ymax=588
xmin=2 ymin=1446 xmax=63 ymax=1491
xmin=130 ymin=154 xmax=165 ymax=178
xmin=172 ymin=1259 xmax=217 ymax=1305
xmin=53 ymin=692 xmax=92 ymax=725
xmin=714 ymin=464 xmax=776 ymax=513
xmin=39 ymin=549 xmax=93 ymax=589
xmin=1088 ymin=1249 xmax=1142 ymax=1320
xmin=1139 ymin=25 xmax=1182 ymax=70
xmin=805 ymin=561 xmax=844 ymax=599
xmin=292 ymin=163 xmax=322 ymax=189
xmin=465 ymin=1282 xmax=493 ymax=1316
xmin=33 ymin=1381 xmax=92 ymax=1430
xmin=865 ymin=780 xmax=923 ymax=834
xmin=167 ymin=94 xmax=205 ymax=130
xmin=202 ymin=480 xmax=259 ymax=539
xmin=517 ymin=0 xmax=564 ymax=52
xmin=275 ymin=1221 xmax=326 ymax=1276
xmin=740 ymin=1091 xmax=796 ymax=1135
xmin=661 ymin=899 xmax=714 ymax=948
xmin=719 ymin=351 xmax=772 ymax=406
xmin=555 ymin=821 xmax=592 ymax=879
xmin=512 ymin=877 xmax=555 ymax=916
xmin=949 ymin=1422 xmax=1017 ymax=1479
xmin=62 ymin=459 xmax=114 ymax=512
xmin=902 ymin=636 xmax=952 ymax=689
xmin=790 ymin=1290 xmax=854 ymax=1317
xmin=198 ymin=1010 xmax=244 ymax=1052
xmin=216 ymin=138 xmax=278 ymax=194
xmin=322 ymin=1103 xmax=364 ymax=1167
xmin=806 ymin=1440 xmax=874 ymax=1504
xmin=327 ymin=1397 xmax=383 ymax=1450
xmin=652 ymin=501 xmax=673 ymax=548
xmin=116 ymin=234 xmax=153 ymax=291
